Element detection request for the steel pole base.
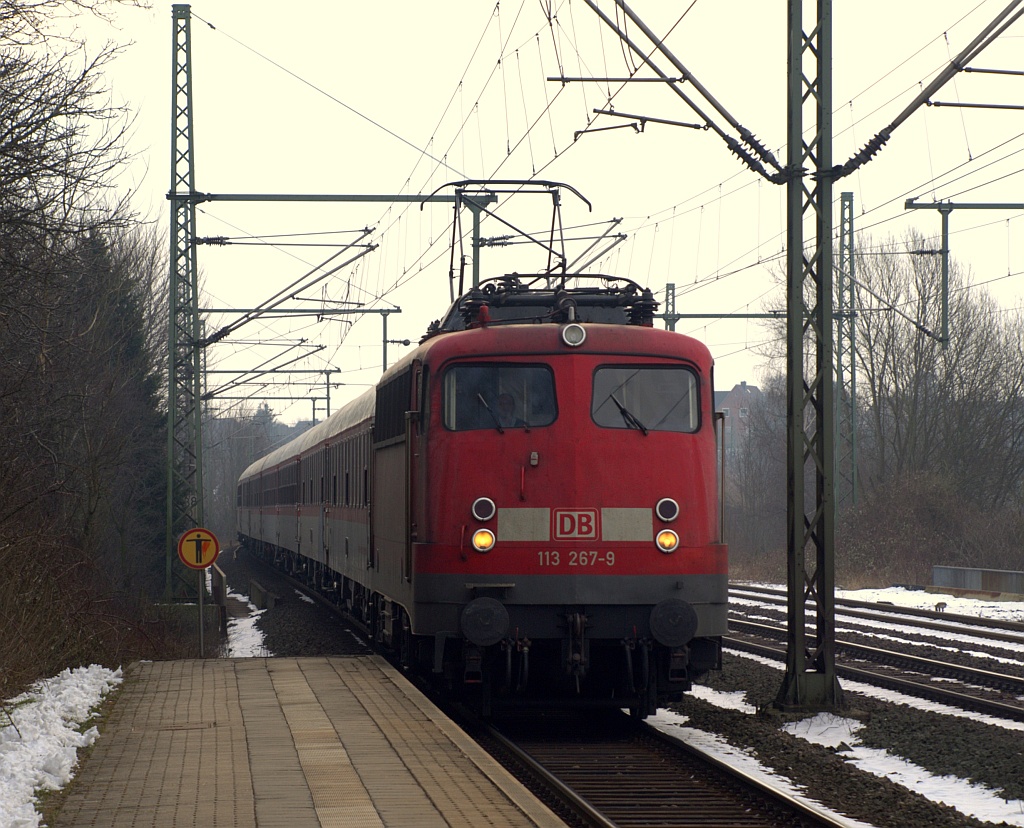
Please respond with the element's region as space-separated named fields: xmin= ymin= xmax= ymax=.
xmin=774 ymin=669 xmax=844 ymax=712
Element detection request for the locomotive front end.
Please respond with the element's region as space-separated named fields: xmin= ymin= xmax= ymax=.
xmin=412 ymin=278 xmax=728 ymax=717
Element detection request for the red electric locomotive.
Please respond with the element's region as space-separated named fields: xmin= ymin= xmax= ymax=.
xmin=237 ymin=274 xmax=728 ymax=717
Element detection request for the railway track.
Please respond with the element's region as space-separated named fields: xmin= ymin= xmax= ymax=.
xmin=730 ymin=583 xmax=1024 ymax=637
xmin=726 ymin=634 xmax=1024 ymax=722
xmin=727 ymin=583 xmax=1024 ymax=720
xmin=467 ymin=710 xmax=849 ymax=828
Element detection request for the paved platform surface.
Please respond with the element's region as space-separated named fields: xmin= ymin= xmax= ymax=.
xmin=53 ymin=656 xmax=567 ymax=827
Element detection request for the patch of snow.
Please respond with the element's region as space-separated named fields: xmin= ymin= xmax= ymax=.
xmin=0 ymin=665 xmax=122 ymax=828
xmin=689 ymin=684 xmax=755 ymax=713
xmin=224 ymin=586 xmax=270 ymax=658
xmin=694 ymin=655 xmax=1024 ymax=825
xmin=785 ymin=712 xmax=1024 ymax=826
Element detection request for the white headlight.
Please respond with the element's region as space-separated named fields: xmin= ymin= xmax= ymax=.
xmin=561 ymin=323 xmax=586 ymax=347
xmin=472 ymin=497 xmax=496 ymax=522
xmin=656 ymin=498 xmax=680 ymax=522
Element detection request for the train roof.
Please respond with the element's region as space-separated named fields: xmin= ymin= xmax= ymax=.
xmin=425 ymin=273 xmax=660 ymax=335
xmin=393 ymin=274 xmax=706 ymax=372
xmin=239 ymin=387 xmax=375 ymax=480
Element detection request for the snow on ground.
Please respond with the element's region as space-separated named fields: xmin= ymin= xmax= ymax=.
xmin=838 ymin=585 xmax=1024 ymax=624
xmin=0 ymin=586 xmax=272 ymax=828
xmin=662 ymin=670 xmax=1024 ymax=827
xmin=648 ymin=708 xmax=878 ymax=828
xmin=0 ymin=666 xmax=122 ymax=828
xmin=785 ymin=712 xmax=1024 ymax=826
xmin=223 ymin=586 xmax=270 ymax=658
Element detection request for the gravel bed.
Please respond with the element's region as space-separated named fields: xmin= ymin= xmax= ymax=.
xmin=218 ymin=548 xmax=371 ymax=658
xmin=687 ymin=655 xmax=1022 ymax=828
xmin=218 ymin=550 xmax=1023 ymax=827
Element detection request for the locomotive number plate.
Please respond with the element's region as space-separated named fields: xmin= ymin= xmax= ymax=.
xmin=537 ymin=550 xmax=616 ymax=567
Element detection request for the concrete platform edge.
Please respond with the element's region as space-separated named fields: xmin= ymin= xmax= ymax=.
xmin=371 ymin=656 xmax=566 ymax=828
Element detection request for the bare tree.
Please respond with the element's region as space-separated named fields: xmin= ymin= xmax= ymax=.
xmin=0 ymin=1 xmax=188 ymax=697
xmin=724 ymin=374 xmax=787 ymax=578
xmin=855 ymin=232 xmax=1024 ymax=509
xmin=749 ymin=231 xmax=1024 ymax=584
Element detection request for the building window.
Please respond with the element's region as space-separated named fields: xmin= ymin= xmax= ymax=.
xmin=740 ymin=408 xmax=748 ymax=418
xmin=722 ymin=408 xmax=730 ymax=418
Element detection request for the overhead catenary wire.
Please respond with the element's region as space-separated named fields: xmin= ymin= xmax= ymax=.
xmin=829 ymin=0 xmax=1024 ymax=180
xmin=186 ymin=2 xmax=1023 ymax=417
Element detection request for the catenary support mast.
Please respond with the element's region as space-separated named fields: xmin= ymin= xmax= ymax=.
xmin=164 ymin=8 xmax=498 ymax=600
xmin=166 ymin=4 xmax=204 ymax=600
xmin=835 ymin=192 xmax=857 ymax=514
xmin=777 ymin=0 xmax=842 ymax=709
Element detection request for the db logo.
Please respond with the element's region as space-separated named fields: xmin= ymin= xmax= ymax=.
xmin=553 ymin=509 xmax=599 ymax=540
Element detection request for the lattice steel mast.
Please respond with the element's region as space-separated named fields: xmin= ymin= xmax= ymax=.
xmin=835 ymin=192 xmax=858 ymax=515
xmin=776 ymin=0 xmax=841 ymax=709
xmin=166 ymin=4 xmax=204 ymax=599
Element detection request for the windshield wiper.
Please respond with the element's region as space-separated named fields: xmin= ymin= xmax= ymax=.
xmin=477 ymin=393 xmax=505 ymax=434
xmin=609 ymin=394 xmax=648 ymax=435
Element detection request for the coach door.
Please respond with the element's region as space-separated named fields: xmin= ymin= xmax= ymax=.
xmin=371 ymin=363 xmax=420 ymax=596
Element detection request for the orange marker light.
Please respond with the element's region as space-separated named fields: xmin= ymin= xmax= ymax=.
xmin=656 ymin=529 xmax=679 ymax=553
xmin=472 ymin=528 xmax=496 ymax=552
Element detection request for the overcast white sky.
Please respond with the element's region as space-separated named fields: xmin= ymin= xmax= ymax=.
xmin=77 ymin=1 xmax=1024 ymax=423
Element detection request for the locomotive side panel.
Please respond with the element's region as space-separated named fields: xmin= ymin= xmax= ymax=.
xmin=368 ymin=365 xmax=421 ymax=616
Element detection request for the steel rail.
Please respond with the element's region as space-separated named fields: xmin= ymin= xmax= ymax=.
xmin=638 ymin=721 xmax=852 ymax=828
xmin=726 ymin=636 xmax=1024 ymax=723
xmin=477 ymin=723 xmax=618 ymax=828
xmin=730 ymin=583 xmax=1024 ymax=635
xmin=729 ymin=618 xmax=1024 ymax=693
xmin=730 ymin=591 xmax=1024 ymax=646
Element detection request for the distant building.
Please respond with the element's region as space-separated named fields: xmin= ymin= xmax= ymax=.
xmin=714 ymin=381 xmax=762 ymax=456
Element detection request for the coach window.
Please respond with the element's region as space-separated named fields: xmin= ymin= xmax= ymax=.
xmin=443 ymin=363 xmax=556 ymax=431
xmin=591 ymin=365 xmax=699 ymax=433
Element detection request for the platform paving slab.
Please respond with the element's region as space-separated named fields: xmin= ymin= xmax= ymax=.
xmin=51 ymin=656 xmax=566 ymax=828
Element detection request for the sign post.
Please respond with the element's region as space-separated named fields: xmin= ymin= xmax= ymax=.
xmin=177 ymin=528 xmax=220 ymax=656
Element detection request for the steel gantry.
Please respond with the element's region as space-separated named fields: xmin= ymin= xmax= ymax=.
xmin=581 ymin=0 xmax=1022 ymax=711
xmin=904 ymin=198 xmax=1024 ymax=349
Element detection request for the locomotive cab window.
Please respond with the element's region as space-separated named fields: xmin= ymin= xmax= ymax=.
xmin=592 ymin=365 xmax=699 ymax=433
xmin=443 ymin=363 xmax=556 ymax=431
